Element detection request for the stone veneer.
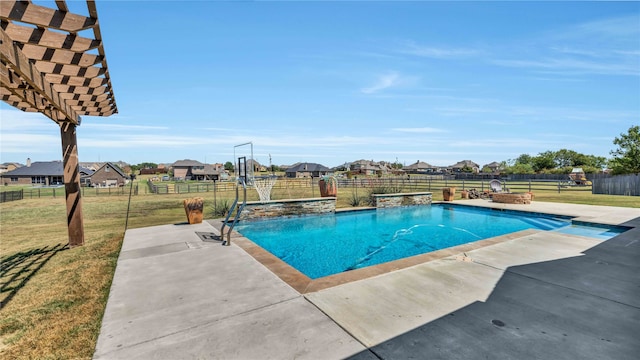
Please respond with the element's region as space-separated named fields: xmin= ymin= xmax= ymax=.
xmin=492 ymin=192 xmax=532 ymax=205
xmin=238 ymin=197 xmax=336 ymax=220
xmin=371 ymin=192 xmax=432 ymax=208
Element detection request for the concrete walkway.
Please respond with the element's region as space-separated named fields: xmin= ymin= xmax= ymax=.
xmin=94 ymin=201 xmax=640 ymax=359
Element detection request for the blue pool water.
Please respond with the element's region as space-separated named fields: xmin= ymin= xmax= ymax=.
xmin=234 ymin=204 xmax=625 ymax=279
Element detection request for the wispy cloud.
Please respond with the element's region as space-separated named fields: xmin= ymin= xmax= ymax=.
xmin=361 ymin=72 xmax=404 ymax=94
xmin=1 ymin=133 xmax=60 ymax=154
xmin=391 ymin=127 xmax=447 ymax=133
xmin=398 ymin=41 xmax=480 ymax=59
xmin=0 ymin=109 xmax=61 ymax=155
xmin=565 ymin=14 xmax=640 ymax=43
xmin=0 ymin=109 xmax=53 ymax=130
xmin=492 ymin=57 xmax=639 ymax=76
xmin=82 ymin=123 xmax=170 ymax=130
xmin=492 ymin=14 xmax=640 ymax=77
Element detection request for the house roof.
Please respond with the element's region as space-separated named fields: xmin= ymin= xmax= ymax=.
xmin=1 ymin=161 xmax=93 ymax=176
xmin=191 ymin=164 xmax=221 ymax=175
xmin=286 ymin=162 xmax=331 ymax=172
xmin=483 ymin=161 xmax=501 ymax=168
xmin=96 ymin=162 xmax=127 ymax=178
xmin=403 ymin=161 xmax=434 ymax=170
xmin=172 ymin=159 xmax=205 ymax=167
xmin=450 ymin=160 xmax=480 ymax=169
xmin=1 ymin=162 xmax=22 ymax=168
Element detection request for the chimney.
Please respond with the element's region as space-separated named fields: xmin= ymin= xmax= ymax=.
xmin=26 ymin=158 xmax=31 ymax=167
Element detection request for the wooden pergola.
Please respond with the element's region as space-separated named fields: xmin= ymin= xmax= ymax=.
xmin=1 ymin=0 xmax=117 ymax=247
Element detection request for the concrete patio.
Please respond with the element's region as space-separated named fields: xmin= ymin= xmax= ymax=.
xmin=93 ymin=201 xmax=640 ymax=359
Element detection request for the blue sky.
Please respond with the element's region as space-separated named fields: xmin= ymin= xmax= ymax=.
xmin=1 ymin=1 xmax=639 ymax=169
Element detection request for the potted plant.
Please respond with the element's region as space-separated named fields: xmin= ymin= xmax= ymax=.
xmin=319 ymin=175 xmax=338 ymax=197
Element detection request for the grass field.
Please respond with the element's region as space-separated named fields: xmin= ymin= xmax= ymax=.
xmin=1 ymin=181 xmax=638 ymax=359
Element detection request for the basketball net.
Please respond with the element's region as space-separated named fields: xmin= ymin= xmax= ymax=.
xmin=253 ymin=176 xmax=277 ymax=202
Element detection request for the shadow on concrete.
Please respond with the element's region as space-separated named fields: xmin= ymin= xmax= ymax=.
xmin=348 ymin=220 xmax=640 ymax=360
xmin=0 ymin=243 xmax=68 ymax=309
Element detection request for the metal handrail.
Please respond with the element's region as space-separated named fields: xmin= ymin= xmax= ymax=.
xmin=221 ymin=177 xmax=247 ymax=246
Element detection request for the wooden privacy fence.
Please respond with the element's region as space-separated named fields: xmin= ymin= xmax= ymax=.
xmin=593 ymin=174 xmax=640 ymax=196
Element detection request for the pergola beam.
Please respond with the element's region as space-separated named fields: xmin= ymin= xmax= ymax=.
xmin=1 ymin=21 xmax=102 ymax=52
xmin=1 ymin=27 xmax=79 ymax=123
xmin=1 ymin=1 xmax=96 ymax=33
xmin=1 ymin=0 xmax=118 ymax=247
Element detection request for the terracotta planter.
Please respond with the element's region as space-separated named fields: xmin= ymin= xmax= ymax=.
xmin=319 ymin=178 xmax=338 ymax=197
xmin=442 ymin=187 xmax=456 ymax=201
xmin=461 ymin=190 xmax=469 ymax=199
xmin=183 ymin=197 xmax=204 ymax=224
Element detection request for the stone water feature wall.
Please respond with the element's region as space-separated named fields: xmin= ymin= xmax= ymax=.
xmin=371 ymin=192 xmax=432 ymax=208
xmin=239 ymin=197 xmax=336 ymax=220
xmin=492 ymin=193 xmax=532 ymax=204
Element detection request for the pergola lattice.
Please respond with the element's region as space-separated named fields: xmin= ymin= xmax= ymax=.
xmin=1 ymin=0 xmax=117 ymax=246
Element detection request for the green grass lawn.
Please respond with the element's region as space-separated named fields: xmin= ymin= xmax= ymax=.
xmin=1 ymin=184 xmax=638 ymax=359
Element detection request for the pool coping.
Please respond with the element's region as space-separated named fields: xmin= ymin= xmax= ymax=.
xmin=211 ymin=201 xmax=628 ymax=294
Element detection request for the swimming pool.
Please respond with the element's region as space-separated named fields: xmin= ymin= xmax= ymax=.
xmin=234 ymin=204 xmax=626 ymax=279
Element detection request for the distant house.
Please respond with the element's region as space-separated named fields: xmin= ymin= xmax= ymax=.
xmin=79 ymin=162 xmax=102 ymax=171
xmin=349 ymin=159 xmax=389 ymax=175
xmin=90 ymin=162 xmax=128 ymax=187
xmin=170 ymin=160 xmax=224 ymax=181
xmin=171 ymin=159 xmax=205 ymax=180
xmin=450 ymin=160 xmax=480 ymax=173
xmin=403 ymin=161 xmax=437 ymax=174
xmin=482 ymin=161 xmax=502 ymax=173
xmin=191 ymin=164 xmax=223 ymax=181
xmin=139 ymin=167 xmax=169 ymax=175
xmin=0 ymin=162 xmax=22 ymax=174
xmin=0 ymin=160 xmax=94 ymax=186
xmin=246 ymin=159 xmax=266 ymax=172
xmin=285 ymin=162 xmax=333 ymax=178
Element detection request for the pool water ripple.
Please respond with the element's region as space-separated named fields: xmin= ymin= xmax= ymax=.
xmin=234 ymin=204 xmax=625 ymax=279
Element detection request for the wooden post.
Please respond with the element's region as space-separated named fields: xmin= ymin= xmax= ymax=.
xmin=60 ymin=122 xmax=85 ymax=247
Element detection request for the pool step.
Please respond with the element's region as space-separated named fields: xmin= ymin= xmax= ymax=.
xmin=522 ymin=217 xmax=568 ymax=231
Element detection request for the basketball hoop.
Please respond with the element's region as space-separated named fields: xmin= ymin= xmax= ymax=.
xmin=253 ymin=176 xmax=277 ymax=202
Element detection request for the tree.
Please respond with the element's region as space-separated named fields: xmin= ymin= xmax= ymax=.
xmin=504 ymin=163 xmax=534 ymax=174
xmin=224 ymin=161 xmax=234 ymax=171
xmin=554 ymin=149 xmax=580 ymax=168
xmin=610 ymin=125 xmax=640 ymax=175
xmin=532 ymin=151 xmax=556 ymax=172
xmin=514 ymin=154 xmax=533 ymax=166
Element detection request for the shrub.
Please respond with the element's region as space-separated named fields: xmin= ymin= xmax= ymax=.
xmin=211 ymin=199 xmax=231 ymax=217
xmin=348 ymin=192 xmax=364 ymax=207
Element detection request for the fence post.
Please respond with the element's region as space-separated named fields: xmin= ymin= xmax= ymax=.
xmin=529 ymin=179 xmax=532 ymax=192
xmin=558 ymin=181 xmax=561 ymax=193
